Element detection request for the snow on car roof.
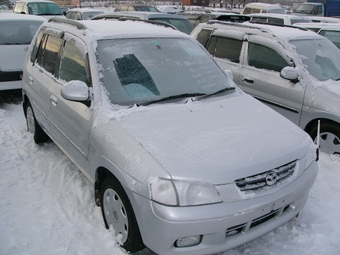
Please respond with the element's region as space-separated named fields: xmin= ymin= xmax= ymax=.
xmin=46 ymin=19 xmax=190 ymax=40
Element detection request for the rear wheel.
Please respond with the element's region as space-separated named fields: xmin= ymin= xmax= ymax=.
xmin=25 ymin=102 xmax=48 ymax=144
xmin=309 ymin=122 xmax=340 ymax=155
xmin=100 ymin=177 xmax=144 ymax=253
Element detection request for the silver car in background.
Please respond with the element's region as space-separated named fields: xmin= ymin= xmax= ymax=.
xmin=22 ymin=18 xmax=318 ymax=255
xmin=191 ymin=21 xmax=340 ymax=155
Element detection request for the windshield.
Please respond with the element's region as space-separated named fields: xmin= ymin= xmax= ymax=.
xmin=28 ymin=2 xmax=63 ymax=15
xmin=97 ymin=38 xmax=232 ymax=105
xmin=83 ymin=11 xmax=104 ymax=20
xmin=290 ymin=38 xmax=340 ymax=81
xmin=294 ymin=4 xmax=314 ymax=14
xmin=149 ymin=18 xmax=194 ymax=34
xmin=0 ymin=20 xmax=44 ymax=45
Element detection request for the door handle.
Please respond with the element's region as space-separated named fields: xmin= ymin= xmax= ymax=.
xmin=50 ymin=95 xmax=58 ymax=107
xmin=243 ymin=78 xmax=254 ymax=84
xmin=29 ymin=76 xmax=33 ymax=85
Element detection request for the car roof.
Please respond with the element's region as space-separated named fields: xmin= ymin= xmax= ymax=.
xmin=92 ymin=11 xmax=188 ymax=20
xmin=249 ymin=13 xmax=310 ymax=20
xmin=15 ymin=0 xmax=56 ymax=3
xmin=0 ymin=12 xmax=47 ymax=22
xmin=196 ymin=21 xmax=322 ymax=41
xmin=244 ymin=3 xmax=283 ymax=9
xmin=66 ymin=8 xmax=105 ymax=13
xmin=295 ymin=22 xmax=340 ymax=31
xmin=45 ymin=18 xmax=190 ymax=41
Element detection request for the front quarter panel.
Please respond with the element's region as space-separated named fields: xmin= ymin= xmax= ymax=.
xmin=88 ymin=110 xmax=170 ymax=199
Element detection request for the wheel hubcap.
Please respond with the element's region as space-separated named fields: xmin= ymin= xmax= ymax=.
xmin=315 ymin=132 xmax=340 ymax=155
xmin=103 ymin=188 xmax=128 ymax=243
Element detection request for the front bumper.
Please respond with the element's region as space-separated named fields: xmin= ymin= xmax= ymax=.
xmin=131 ymin=160 xmax=318 ymax=255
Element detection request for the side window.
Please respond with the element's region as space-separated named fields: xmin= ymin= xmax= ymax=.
xmin=65 ymin=12 xmax=73 ymax=19
xmin=36 ymin=35 xmax=63 ymax=75
xmin=248 ymin=43 xmax=289 ymax=72
xmin=59 ymin=40 xmax=91 ymax=86
xmin=196 ymin=29 xmax=212 ymax=47
xmin=243 ymin=7 xmax=251 ymax=14
xmin=213 ymin=36 xmax=243 ymax=63
xmin=268 ymin=17 xmax=284 ymax=25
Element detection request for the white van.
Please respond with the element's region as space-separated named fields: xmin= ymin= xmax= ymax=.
xmin=242 ymin=3 xmax=286 ymax=14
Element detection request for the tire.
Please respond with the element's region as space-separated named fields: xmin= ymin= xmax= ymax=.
xmin=100 ymin=177 xmax=144 ymax=253
xmin=309 ymin=122 xmax=340 ymax=155
xmin=25 ymin=102 xmax=49 ymax=144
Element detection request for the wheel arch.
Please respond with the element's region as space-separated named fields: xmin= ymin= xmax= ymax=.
xmin=304 ymin=118 xmax=340 ymax=136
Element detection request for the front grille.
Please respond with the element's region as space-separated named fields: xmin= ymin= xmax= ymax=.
xmin=235 ymin=161 xmax=296 ymax=192
xmin=226 ymin=205 xmax=290 ymax=237
xmin=0 ymin=70 xmax=22 ymax=82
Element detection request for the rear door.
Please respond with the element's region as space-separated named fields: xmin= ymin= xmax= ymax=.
xmin=24 ymin=32 xmax=63 ymax=132
xmin=238 ymin=35 xmax=305 ymax=125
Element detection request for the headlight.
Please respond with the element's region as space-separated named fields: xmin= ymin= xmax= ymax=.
xmin=149 ymin=178 xmax=222 ymax=206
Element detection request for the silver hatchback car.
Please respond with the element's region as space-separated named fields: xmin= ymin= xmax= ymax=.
xmin=191 ymin=21 xmax=340 ymax=155
xmin=22 ymin=18 xmax=318 ymax=255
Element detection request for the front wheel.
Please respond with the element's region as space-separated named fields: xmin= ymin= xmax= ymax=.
xmin=25 ymin=102 xmax=48 ymax=144
xmin=100 ymin=177 xmax=144 ymax=253
xmin=309 ymin=122 xmax=340 ymax=155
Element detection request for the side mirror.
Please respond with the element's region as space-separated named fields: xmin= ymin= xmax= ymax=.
xmin=61 ymin=81 xmax=89 ymax=102
xmin=224 ymin=69 xmax=234 ymax=81
xmin=280 ymin=66 xmax=299 ymax=83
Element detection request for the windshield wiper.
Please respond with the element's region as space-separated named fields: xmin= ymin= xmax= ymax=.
xmin=196 ymin=86 xmax=236 ymax=100
xmin=137 ymin=93 xmax=206 ymax=106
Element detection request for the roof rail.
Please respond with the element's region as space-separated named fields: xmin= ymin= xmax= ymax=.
xmin=248 ymin=20 xmax=309 ymax=31
xmin=206 ymin=20 xmax=308 ymax=32
xmin=91 ymin=16 xmax=178 ymax=31
xmin=48 ymin=18 xmax=87 ymax=30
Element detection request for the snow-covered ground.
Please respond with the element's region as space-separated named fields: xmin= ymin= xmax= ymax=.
xmin=0 ymin=90 xmax=339 ymax=255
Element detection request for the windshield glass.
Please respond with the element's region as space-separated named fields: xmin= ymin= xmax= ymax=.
xmin=0 ymin=20 xmax=44 ymax=45
xmin=150 ymin=18 xmax=194 ymax=34
xmin=290 ymin=38 xmax=340 ymax=81
xmin=97 ymin=38 xmax=232 ymax=105
xmin=294 ymin=4 xmax=314 ymax=14
xmin=28 ymin=2 xmax=63 ymax=15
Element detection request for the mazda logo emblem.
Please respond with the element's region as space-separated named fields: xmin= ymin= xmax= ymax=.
xmin=265 ymin=171 xmax=278 ymax=186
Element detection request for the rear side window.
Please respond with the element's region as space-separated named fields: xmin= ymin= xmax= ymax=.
xmin=208 ymin=36 xmax=243 ymax=63
xmin=248 ymin=43 xmax=288 ymax=72
xmin=36 ymin=35 xmax=63 ymax=75
xmin=0 ymin=20 xmax=43 ymax=45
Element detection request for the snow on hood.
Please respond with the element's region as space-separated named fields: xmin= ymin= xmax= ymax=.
xmin=117 ymin=93 xmax=312 ymax=184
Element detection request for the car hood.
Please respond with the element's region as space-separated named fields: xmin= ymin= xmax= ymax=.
xmin=0 ymin=45 xmax=29 ymax=71
xmin=117 ymin=93 xmax=313 ymax=184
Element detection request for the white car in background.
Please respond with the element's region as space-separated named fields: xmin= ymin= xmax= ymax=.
xmin=65 ymin=8 xmax=105 ymax=20
xmin=0 ymin=13 xmax=45 ymax=90
xmin=13 ymin=0 xmax=65 ymax=19
xmin=249 ymin=13 xmax=312 ymax=25
xmin=294 ymin=22 xmax=340 ymax=48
